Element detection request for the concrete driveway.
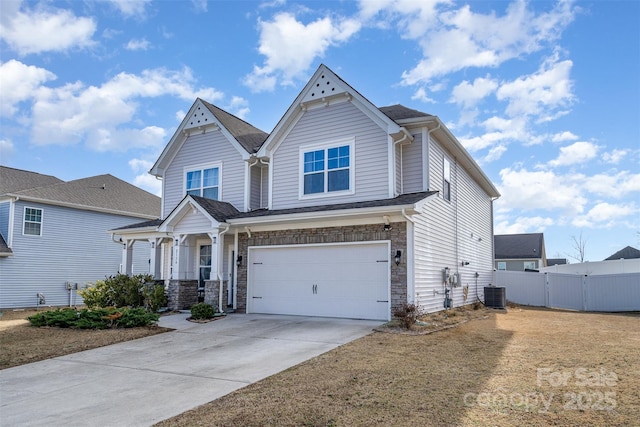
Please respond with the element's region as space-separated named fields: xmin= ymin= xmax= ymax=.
xmin=0 ymin=313 xmax=380 ymax=427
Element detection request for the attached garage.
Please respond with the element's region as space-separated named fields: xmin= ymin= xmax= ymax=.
xmin=247 ymin=242 xmax=390 ymax=320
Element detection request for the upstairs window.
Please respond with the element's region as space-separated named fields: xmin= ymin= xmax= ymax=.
xmin=23 ymin=207 xmax=42 ymax=236
xmin=301 ymin=139 xmax=353 ymax=197
xmin=443 ymin=158 xmax=451 ymax=201
xmin=186 ymin=166 xmax=219 ymax=200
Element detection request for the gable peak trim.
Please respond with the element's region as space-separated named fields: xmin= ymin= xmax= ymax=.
xmin=183 ymin=101 xmax=219 ymax=132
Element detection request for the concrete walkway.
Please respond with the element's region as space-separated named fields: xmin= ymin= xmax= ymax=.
xmin=0 ymin=313 xmax=380 ymax=427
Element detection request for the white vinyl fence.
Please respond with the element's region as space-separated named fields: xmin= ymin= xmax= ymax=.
xmin=493 ymin=270 xmax=640 ymax=312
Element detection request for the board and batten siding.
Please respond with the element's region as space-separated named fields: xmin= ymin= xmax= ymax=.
xmin=0 ymin=201 xmax=151 ymax=309
xmin=162 ymin=131 xmax=246 ymax=217
xmin=412 ymin=136 xmax=494 ymax=313
xmin=271 ymin=101 xmax=390 ymax=209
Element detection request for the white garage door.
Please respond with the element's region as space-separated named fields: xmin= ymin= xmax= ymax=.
xmin=248 ymin=242 xmax=390 ymax=320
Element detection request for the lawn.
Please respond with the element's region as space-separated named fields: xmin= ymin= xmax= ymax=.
xmin=1 ymin=306 xmax=637 ymax=426
xmin=155 ymin=307 xmax=639 ymax=427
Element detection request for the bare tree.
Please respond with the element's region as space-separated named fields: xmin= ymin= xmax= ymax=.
xmin=567 ymin=232 xmax=588 ymax=263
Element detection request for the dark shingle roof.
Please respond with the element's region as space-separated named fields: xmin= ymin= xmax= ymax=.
xmin=494 ymin=233 xmax=545 ymax=259
xmin=230 ymin=191 xmax=437 ymax=220
xmin=112 ymin=218 xmax=163 ymax=231
xmin=201 ymin=100 xmax=268 ymax=154
xmin=604 ymin=246 xmax=640 ymax=260
xmin=8 ymin=174 xmax=160 ymax=218
xmin=547 ymin=258 xmax=567 ymax=266
xmin=379 ymin=105 xmax=432 ymax=121
xmin=0 ymin=166 xmax=64 ymax=194
xmin=190 ymin=195 xmax=241 ymax=222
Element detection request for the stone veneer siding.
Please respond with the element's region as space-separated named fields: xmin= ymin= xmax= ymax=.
xmin=235 ymin=222 xmax=407 ymax=317
xmin=204 ymin=280 xmax=229 ymax=312
xmin=167 ymin=280 xmax=198 ymax=311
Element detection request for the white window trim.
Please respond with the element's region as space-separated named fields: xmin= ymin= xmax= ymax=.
xmin=497 ymin=262 xmax=506 ymax=271
xmin=298 ymin=137 xmax=355 ymax=200
xmin=443 ymin=157 xmax=451 ymax=202
xmin=183 ymin=162 xmax=223 ymax=200
xmin=23 ymin=206 xmax=43 ymax=236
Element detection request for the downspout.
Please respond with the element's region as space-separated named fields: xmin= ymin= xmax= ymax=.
xmin=217 ymin=225 xmax=230 ymax=314
xmin=392 ymin=129 xmax=412 ymax=197
xmin=401 ymin=208 xmax=415 ymax=306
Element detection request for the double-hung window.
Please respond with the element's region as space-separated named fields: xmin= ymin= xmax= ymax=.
xmin=443 ymin=158 xmax=451 ymax=202
xmin=301 ymin=139 xmax=353 ymax=197
xmin=186 ymin=165 xmax=220 ymax=200
xmin=23 ymin=207 xmax=43 ymax=236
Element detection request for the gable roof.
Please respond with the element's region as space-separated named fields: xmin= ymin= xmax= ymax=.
xmin=5 ymin=173 xmax=160 ymax=219
xmin=604 ymin=246 xmax=640 ymax=260
xmin=379 ymin=104 xmax=432 ymax=121
xmin=494 ymin=233 xmax=546 ymax=260
xmin=201 ymin=100 xmax=268 ymax=154
xmin=0 ymin=166 xmax=64 ymax=194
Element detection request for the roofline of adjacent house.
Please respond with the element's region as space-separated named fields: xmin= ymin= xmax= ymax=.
xmin=4 ymin=194 xmax=158 ymax=220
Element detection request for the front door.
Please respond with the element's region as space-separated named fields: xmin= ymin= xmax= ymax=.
xmin=198 ymin=244 xmax=212 ymax=302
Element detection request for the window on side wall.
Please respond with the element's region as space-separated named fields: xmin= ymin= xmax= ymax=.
xmin=443 ymin=158 xmax=451 ymax=201
xmin=23 ymin=207 xmax=43 ymax=236
xmin=497 ymin=262 xmax=506 ymax=270
xmin=185 ymin=166 xmax=220 ymax=200
xmin=523 ymin=261 xmax=536 ymax=270
xmin=300 ymin=139 xmax=354 ymax=197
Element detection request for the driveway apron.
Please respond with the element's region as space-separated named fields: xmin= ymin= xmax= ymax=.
xmin=0 ymin=313 xmax=379 ymax=427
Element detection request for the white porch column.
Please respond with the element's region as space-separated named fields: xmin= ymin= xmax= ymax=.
xmin=173 ymin=234 xmax=189 ymax=280
xmin=121 ymin=240 xmax=134 ymax=275
xmin=149 ymin=238 xmax=163 ymax=279
xmin=208 ymin=233 xmax=218 ymax=280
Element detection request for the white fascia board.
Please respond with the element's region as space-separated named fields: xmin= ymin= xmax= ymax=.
xmin=109 ymin=229 xmax=171 ymax=241
xmin=228 ymin=204 xmax=421 ymax=227
xmin=7 ymin=194 xmax=157 ymax=220
xmin=157 ymin=196 xmax=221 ymax=232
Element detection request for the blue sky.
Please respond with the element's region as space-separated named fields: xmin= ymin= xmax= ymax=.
xmin=1 ymin=0 xmax=638 ymax=261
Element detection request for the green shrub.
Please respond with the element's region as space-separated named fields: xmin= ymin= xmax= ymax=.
xmin=191 ymin=303 xmax=215 ymax=320
xmin=79 ymin=273 xmax=163 ymax=311
xmin=27 ymin=307 xmax=159 ymax=329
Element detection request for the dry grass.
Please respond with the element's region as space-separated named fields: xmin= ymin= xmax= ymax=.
xmin=156 ymin=307 xmax=639 ymax=427
xmin=0 ymin=308 xmax=170 ymax=370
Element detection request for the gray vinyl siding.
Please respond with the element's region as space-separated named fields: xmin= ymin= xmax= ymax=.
xmin=495 ymin=259 xmax=541 ymax=271
xmin=249 ymin=164 xmax=268 ymax=210
xmin=412 ymin=138 xmax=494 ymax=313
xmin=173 ymin=209 xmax=212 ymax=234
xmin=0 ymin=201 xmax=9 ymax=241
xmin=271 ymin=101 xmax=389 ymax=209
xmin=401 ymin=133 xmax=423 ymax=194
xmin=0 ymin=201 xmax=151 ymax=309
xmin=162 ymin=131 xmax=246 ymax=217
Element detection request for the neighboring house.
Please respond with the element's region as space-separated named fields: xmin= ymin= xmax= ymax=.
xmin=547 ymin=258 xmax=567 ymax=266
xmin=0 ymin=166 xmax=160 ymax=308
xmin=604 ymin=246 xmax=640 ymax=261
xmin=494 ymin=233 xmax=547 ymax=271
xmin=113 ymin=64 xmax=500 ymax=320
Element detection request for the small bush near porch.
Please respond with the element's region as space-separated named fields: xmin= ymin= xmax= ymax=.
xmin=79 ymin=273 xmax=167 ymax=312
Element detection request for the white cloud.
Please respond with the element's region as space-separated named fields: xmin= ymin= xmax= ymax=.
xmin=450 ymin=76 xmax=497 ymax=108
xmin=572 ymin=202 xmax=638 ymax=228
xmin=399 ymin=0 xmax=576 ymax=85
xmin=226 ymin=96 xmax=250 ymax=120
xmin=582 ymin=171 xmax=640 ymax=198
xmin=551 ymin=131 xmax=579 ymax=142
xmin=27 ymin=67 xmax=222 ymax=151
xmin=495 ymin=215 xmax=555 ymax=234
xmin=0 ymin=60 xmax=56 ymax=117
xmin=482 ymin=144 xmax=507 ymax=163
xmin=125 ymin=38 xmax=150 ymax=51
xmin=243 ymin=12 xmax=361 ymax=92
xmin=107 ymin=0 xmax=151 ymax=18
xmin=411 ymin=87 xmax=436 ymax=103
xmin=497 ymin=54 xmax=574 ymax=118
xmin=496 ymin=167 xmax=587 ymax=216
xmin=0 ymin=138 xmax=16 ymax=160
xmin=602 ymin=148 xmax=628 ymax=164
xmin=191 ymin=0 xmax=208 ymax=13
xmin=0 ymin=3 xmax=96 ymax=55
xmin=548 ymin=141 xmax=600 ymax=167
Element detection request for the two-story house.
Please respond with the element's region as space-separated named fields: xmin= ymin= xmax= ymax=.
xmin=0 ymin=167 xmax=160 ymax=308
xmin=494 ymin=233 xmax=547 ymax=271
xmin=113 ymin=64 xmax=500 ymax=320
